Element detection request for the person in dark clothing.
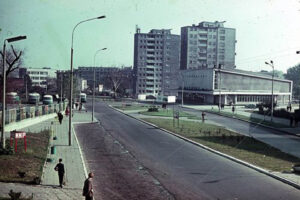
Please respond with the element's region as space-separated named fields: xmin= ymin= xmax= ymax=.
xmin=201 ymin=112 xmax=206 ymax=123
xmin=57 ymin=112 xmax=63 ymax=124
xmin=54 ymin=158 xmax=65 ymax=188
xmin=83 ymin=172 xmax=94 ymax=200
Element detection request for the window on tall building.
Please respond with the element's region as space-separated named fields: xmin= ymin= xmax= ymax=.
xmin=220 ymin=36 xmax=225 ymax=40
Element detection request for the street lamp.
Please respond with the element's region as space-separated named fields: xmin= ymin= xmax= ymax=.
xmin=69 ymin=15 xmax=106 ymax=146
xmin=92 ymin=48 xmax=107 ymax=122
xmin=265 ymin=60 xmax=274 ymax=123
xmin=2 ymin=35 xmax=26 ymax=149
xmin=297 ymin=51 xmax=300 ymax=108
xmin=217 ymin=64 xmax=222 ymax=112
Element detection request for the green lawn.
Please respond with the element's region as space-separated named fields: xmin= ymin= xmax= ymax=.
xmin=113 ymin=104 xmax=150 ymax=111
xmin=205 ymin=109 xmax=289 ymax=128
xmin=142 ymin=118 xmax=300 ymax=172
xmin=139 ymin=109 xmax=198 ymax=118
xmin=0 ymin=130 xmax=50 ymax=184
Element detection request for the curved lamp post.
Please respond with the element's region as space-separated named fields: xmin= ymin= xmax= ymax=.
xmin=265 ymin=60 xmax=274 ymax=123
xmin=2 ymin=35 xmax=26 ymax=148
xmin=92 ymin=48 xmax=107 ymax=122
xmin=69 ymin=16 xmax=105 ymax=146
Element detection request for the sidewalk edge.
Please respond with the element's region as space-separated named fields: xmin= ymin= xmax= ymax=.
xmin=72 ymin=123 xmax=88 ymax=179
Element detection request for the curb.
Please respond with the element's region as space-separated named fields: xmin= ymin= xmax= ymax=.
xmin=72 ymin=123 xmax=88 ymax=179
xmin=72 ymin=117 xmax=99 ymax=179
xmin=108 ymin=105 xmax=300 ymax=190
xmin=183 ymin=106 xmax=300 ymax=137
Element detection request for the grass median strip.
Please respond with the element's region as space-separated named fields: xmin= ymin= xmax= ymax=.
xmin=142 ymin=118 xmax=300 ymax=172
xmin=113 ymin=105 xmax=150 ymax=111
xmin=0 ymin=130 xmax=50 ymax=184
xmin=139 ymin=109 xmax=198 ymax=118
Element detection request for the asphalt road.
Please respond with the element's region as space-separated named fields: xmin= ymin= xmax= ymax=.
xmin=85 ymin=100 xmax=300 ymax=200
xmin=180 ymin=106 xmax=300 ymax=158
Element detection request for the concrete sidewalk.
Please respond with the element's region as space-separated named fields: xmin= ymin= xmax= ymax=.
xmin=0 ymin=111 xmax=92 ymax=200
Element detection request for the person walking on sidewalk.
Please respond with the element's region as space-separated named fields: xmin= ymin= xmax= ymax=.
xmin=57 ymin=112 xmax=63 ymax=124
xmin=54 ymin=158 xmax=65 ymax=188
xmin=83 ymin=172 xmax=94 ymax=200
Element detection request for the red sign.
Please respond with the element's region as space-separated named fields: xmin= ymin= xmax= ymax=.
xmin=11 ymin=131 xmax=26 ymax=139
xmin=10 ymin=131 xmax=27 ymax=152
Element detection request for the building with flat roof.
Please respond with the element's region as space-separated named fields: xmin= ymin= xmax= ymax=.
xmin=19 ymin=67 xmax=56 ymax=88
xmin=133 ymin=27 xmax=180 ymax=97
xmin=180 ymin=21 xmax=236 ymax=70
xmin=180 ymin=68 xmax=292 ymax=105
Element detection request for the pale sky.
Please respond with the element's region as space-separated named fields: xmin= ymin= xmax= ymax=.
xmin=0 ymin=0 xmax=299 ymax=73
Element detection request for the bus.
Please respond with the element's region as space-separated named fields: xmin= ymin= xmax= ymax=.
xmin=6 ymin=92 xmax=19 ymax=104
xmin=28 ymin=93 xmax=40 ymax=104
xmin=80 ymin=93 xmax=87 ymax=103
xmin=43 ymin=95 xmax=53 ymax=105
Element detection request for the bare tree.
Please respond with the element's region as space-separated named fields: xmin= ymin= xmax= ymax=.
xmin=0 ymin=45 xmax=24 ymax=78
xmin=109 ymin=69 xmax=123 ymax=98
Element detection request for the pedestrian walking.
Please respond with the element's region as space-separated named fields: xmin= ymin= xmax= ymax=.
xmin=232 ymin=106 xmax=235 ymax=114
xmin=65 ymin=107 xmax=69 ymax=116
xmin=54 ymin=158 xmax=65 ymax=188
xmin=79 ymin=102 xmax=82 ymax=111
xmin=57 ymin=112 xmax=63 ymax=124
xmin=201 ymin=112 xmax=206 ymax=123
xmin=83 ymin=172 xmax=94 ymax=200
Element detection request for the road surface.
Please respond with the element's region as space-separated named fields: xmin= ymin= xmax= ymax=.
xmin=79 ymin=100 xmax=300 ymax=200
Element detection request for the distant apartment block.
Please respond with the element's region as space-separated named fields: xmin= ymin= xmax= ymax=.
xmin=19 ymin=67 xmax=56 ymax=88
xmin=133 ymin=27 xmax=180 ymax=97
xmin=180 ymin=21 xmax=236 ymax=70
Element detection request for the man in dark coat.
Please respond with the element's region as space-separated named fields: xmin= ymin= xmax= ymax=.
xmin=54 ymin=158 xmax=65 ymax=188
xmin=83 ymin=172 xmax=94 ymax=200
xmin=57 ymin=112 xmax=63 ymax=124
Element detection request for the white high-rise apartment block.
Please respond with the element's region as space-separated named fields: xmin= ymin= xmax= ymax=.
xmin=180 ymin=21 xmax=236 ymax=70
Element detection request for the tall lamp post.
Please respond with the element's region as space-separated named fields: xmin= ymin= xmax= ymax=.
xmin=297 ymin=51 xmax=300 ymax=108
xmin=218 ymin=64 xmax=222 ymax=113
xmin=92 ymin=47 xmax=107 ymax=122
xmin=265 ymin=60 xmax=274 ymax=122
xmin=2 ymin=35 xmax=26 ymax=149
xmin=69 ymin=15 xmax=105 ymax=146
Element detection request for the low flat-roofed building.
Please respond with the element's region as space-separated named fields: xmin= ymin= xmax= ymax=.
xmin=180 ymin=68 xmax=292 ymax=105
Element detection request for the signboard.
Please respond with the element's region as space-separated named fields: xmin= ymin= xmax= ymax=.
xmin=10 ymin=131 xmax=27 ymax=152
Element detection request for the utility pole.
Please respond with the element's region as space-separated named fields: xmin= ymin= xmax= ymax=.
xmin=1 ymin=35 xmax=26 ymax=149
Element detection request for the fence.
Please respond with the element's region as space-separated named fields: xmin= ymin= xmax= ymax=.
xmin=0 ymin=102 xmax=67 ymax=126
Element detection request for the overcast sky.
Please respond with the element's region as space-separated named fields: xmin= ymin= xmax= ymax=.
xmin=0 ymin=0 xmax=299 ymax=73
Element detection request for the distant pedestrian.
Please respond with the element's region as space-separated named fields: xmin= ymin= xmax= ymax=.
xmin=79 ymin=102 xmax=82 ymax=111
xmin=83 ymin=172 xmax=94 ymax=200
xmin=201 ymin=112 xmax=206 ymax=123
xmin=65 ymin=107 xmax=69 ymax=116
xmin=232 ymin=106 xmax=235 ymax=114
xmin=54 ymin=158 xmax=65 ymax=188
xmin=57 ymin=112 xmax=63 ymax=124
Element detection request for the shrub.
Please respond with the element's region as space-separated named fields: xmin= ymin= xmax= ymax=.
xmin=273 ymin=109 xmax=291 ymax=119
xmin=148 ymin=107 xmax=158 ymax=112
